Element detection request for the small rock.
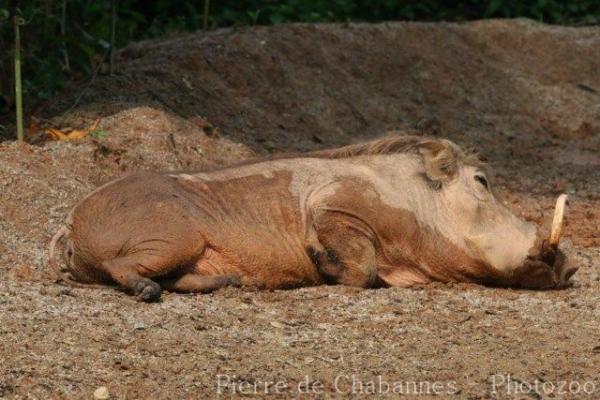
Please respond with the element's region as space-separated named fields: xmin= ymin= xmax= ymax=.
xmin=93 ymin=386 xmax=110 ymax=399
xmin=134 ymin=322 xmax=146 ymax=330
xmin=270 ymin=321 xmax=285 ymax=329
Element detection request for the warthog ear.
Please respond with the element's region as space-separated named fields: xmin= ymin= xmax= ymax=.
xmin=417 ymin=139 xmax=459 ymax=184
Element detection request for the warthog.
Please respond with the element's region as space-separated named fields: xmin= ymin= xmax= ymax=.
xmin=50 ymin=135 xmax=577 ymax=301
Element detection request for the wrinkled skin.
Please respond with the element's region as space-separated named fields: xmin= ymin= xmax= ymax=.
xmin=50 ymin=135 xmax=577 ymax=301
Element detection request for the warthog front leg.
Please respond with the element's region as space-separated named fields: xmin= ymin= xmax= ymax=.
xmin=307 ymin=211 xmax=380 ymax=288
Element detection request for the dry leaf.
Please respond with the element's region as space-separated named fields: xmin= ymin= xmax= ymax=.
xmin=45 ymin=119 xmax=100 ymax=141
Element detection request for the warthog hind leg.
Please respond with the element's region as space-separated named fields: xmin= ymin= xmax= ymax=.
xmin=98 ymin=236 xmax=207 ymax=301
xmin=160 ymin=273 xmax=241 ymax=293
xmin=100 ymin=255 xmax=164 ymax=302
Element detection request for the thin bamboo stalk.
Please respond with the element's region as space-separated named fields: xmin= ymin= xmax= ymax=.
xmin=14 ymin=16 xmax=23 ymax=142
xmin=203 ymin=0 xmax=210 ymax=31
xmin=61 ymin=0 xmax=71 ymax=72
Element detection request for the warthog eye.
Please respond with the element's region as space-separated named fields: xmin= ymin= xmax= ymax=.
xmin=474 ymin=174 xmax=489 ymax=189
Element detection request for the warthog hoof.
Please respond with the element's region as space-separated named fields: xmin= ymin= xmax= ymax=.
xmin=133 ymin=279 xmax=162 ymax=302
xmin=224 ymin=275 xmax=242 ymax=288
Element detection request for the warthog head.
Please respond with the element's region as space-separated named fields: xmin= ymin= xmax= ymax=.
xmin=413 ymin=138 xmax=577 ymax=288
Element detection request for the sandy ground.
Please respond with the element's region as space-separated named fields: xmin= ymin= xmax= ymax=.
xmin=1 ymin=19 xmax=599 ymax=399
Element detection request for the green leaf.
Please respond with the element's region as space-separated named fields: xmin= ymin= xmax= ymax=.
xmin=90 ymin=129 xmax=108 ymax=139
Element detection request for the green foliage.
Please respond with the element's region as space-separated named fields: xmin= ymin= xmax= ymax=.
xmin=90 ymin=128 xmax=108 ymax=139
xmin=1 ymin=0 xmax=599 ymax=118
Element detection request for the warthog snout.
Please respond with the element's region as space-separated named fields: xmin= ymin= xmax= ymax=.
xmin=522 ymin=243 xmax=578 ymax=289
xmin=521 ymin=194 xmax=578 ymax=289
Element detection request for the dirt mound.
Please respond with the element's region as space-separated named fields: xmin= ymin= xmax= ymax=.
xmin=42 ymin=19 xmax=600 ymax=145
xmin=1 ymin=20 xmax=599 ymax=398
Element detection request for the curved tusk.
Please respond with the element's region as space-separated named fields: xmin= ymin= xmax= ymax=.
xmin=549 ymin=194 xmax=568 ymax=247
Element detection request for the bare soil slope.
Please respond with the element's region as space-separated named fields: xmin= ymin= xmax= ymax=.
xmin=1 ymin=20 xmax=599 ymax=399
